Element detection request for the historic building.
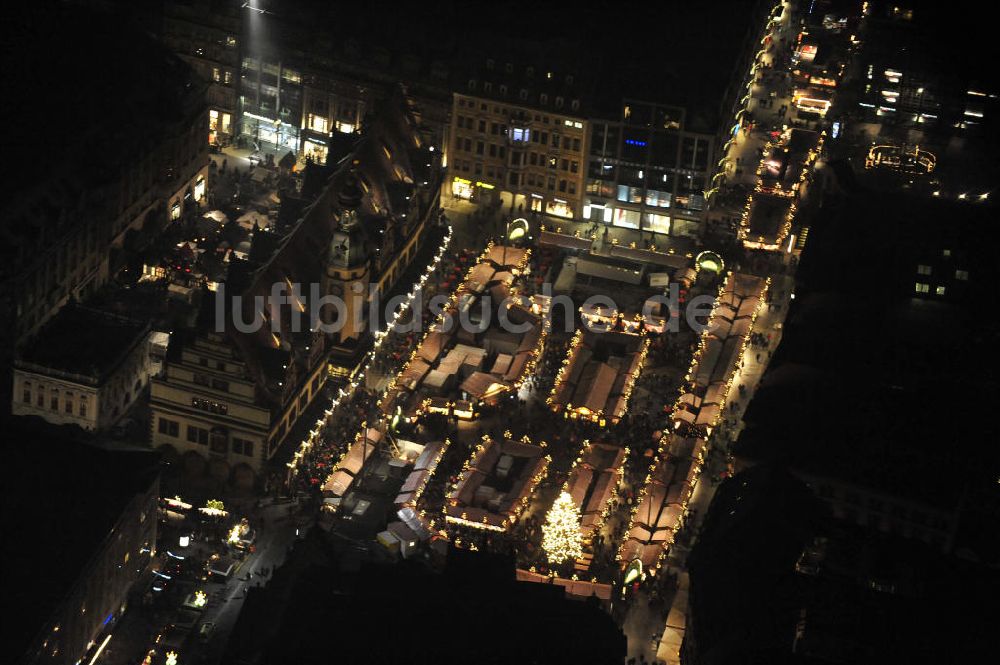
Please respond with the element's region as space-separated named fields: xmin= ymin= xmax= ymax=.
xmin=9 ymin=433 xmax=159 ymax=665
xmin=162 ymin=0 xmax=243 ymax=145
xmin=0 ymin=5 xmax=209 ymax=355
xmin=11 ymin=307 xmax=152 ymax=432
xmin=447 ymin=60 xmax=589 ymax=220
xmin=150 ymin=87 xmax=442 ymax=485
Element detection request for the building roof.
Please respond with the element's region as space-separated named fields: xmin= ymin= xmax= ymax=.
xmin=215 ymin=86 xmax=436 ymax=408
xmin=735 ymin=183 xmax=1000 ymax=508
xmin=226 ymin=0 xmax=764 ymax=132
xmin=16 ymin=305 xmax=150 ymax=384
xmin=1 ymin=420 xmax=159 ymax=661
xmin=0 ymin=4 xmax=205 ymax=283
xmin=223 ymin=535 xmax=626 ymax=664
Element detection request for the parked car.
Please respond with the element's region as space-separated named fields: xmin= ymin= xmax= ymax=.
xmin=197 ymin=621 xmax=215 ymax=643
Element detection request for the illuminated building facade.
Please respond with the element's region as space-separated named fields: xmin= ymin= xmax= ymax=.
xmin=852 ymin=2 xmax=997 ymax=133
xmin=11 ymin=307 xmax=152 ymax=433
xmin=300 ymin=76 xmax=368 ymax=163
xmin=162 ymin=0 xmax=242 ymax=145
xmin=239 ymin=55 xmax=305 ymax=153
xmin=585 ymin=101 xmax=717 ymax=239
xmin=448 ymin=62 xmax=588 ymax=220
xmin=151 ymin=88 xmax=441 ymax=484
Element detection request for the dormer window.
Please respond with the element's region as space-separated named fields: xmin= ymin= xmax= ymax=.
xmin=486 ymin=58 xmax=495 ymax=70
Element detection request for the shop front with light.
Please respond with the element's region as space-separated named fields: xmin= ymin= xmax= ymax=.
xmin=193 ymin=176 xmax=206 ymax=202
xmin=302 ymin=137 xmax=328 ymax=164
xmin=644 ymin=212 xmax=671 ymax=235
xmin=792 ymin=89 xmax=832 ymax=116
xmin=209 ymin=109 xmax=232 ymax=144
xmin=613 ymin=207 xmax=641 ymax=229
xmin=451 ymin=176 xmax=474 ymax=200
xmin=244 ymin=112 xmax=300 ymax=152
xmin=545 ymin=198 xmax=575 ymax=219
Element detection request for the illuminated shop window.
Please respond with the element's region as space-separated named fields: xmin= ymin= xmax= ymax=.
xmin=644 ymin=213 xmax=671 ymax=235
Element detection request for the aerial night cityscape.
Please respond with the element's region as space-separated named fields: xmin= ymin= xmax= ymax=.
xmin=2 ymin=0 xmax=998 ymax=663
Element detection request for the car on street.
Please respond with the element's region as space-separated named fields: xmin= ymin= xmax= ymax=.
xmin=197 ymin=621 xmax=215 ymax=643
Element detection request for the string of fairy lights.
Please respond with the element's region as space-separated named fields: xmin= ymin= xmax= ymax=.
xmin=615 ymin=274 xmax=771 ymax=575
xmin=378 ymin=241 xmax=542 ymax=422
xmin=547 ymin=325 xmax=651 ymax=426
xmin=444 ymin=433 xmax=551 ymax=533
xmin=739 ymin=130 xmax=825 ymax=249
xmin=287 ymin=224 xmax=453 ymax=476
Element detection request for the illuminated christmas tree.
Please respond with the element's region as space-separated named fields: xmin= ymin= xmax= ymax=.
xmin=542 ymin=491 xmax=584 ymax=564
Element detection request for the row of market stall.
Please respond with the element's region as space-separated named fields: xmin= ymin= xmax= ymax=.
xmin=547 ymin=327 xmax=650 ymax=425
xmin=378 ymin=243 xmax=545 ymax=421
xmin=616 ymin=273 xmax=770 ymax=575
xmin=740 ymin=128 xmax=823 ymax=250
xmin=444 ymin=434 xmax=551 ymax=532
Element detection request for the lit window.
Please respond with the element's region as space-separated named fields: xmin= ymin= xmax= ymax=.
xmin=916 ymin=264 xmax=932 ymax=275
xmin=936 ymin=286 xmax=946 ymax=296
xmin=942 ymin=249 xmax=951 ymax=257
xmin=915 ymin=283 xmax=930 ymax=293
xmin=955 ymin=269 xmax=969 ymax=281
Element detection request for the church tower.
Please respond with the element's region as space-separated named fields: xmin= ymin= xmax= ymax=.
xmin=324 ymin=169 xmax=371 ymax=349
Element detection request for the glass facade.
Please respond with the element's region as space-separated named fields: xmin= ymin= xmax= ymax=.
xmin=239 ymin=57 xmax=302 ymax=152
xmin=585 ymin=101 xmax=715 ymax=236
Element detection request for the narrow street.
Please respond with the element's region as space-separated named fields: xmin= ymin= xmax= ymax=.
xmin=618 ymin=1 xmax=813 ymax=661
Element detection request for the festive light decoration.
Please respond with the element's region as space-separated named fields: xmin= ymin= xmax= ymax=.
xmin=558 ymin=440 xmax=628 ymax=547
xmin=288 ymin=225 xmax=454 ymax=475
xmin=616 ymin=272 xmax=771 ymax=575
xmin=380 ymin=241 xmax=542 ymax=421
xmin=542 ymin=491 xmax=585 ymax=564
xmin=227 ymin=518 xmax=249 ymax=545
xmin=444 ymin=434 xmax=550 ymax=533
xmin=199 ymin=500 xmax=227 ymax=517
xmin=548 ymin=327 xmax=649 ymax=424
xmin=193 ymin=590 xmax=207 ymax=608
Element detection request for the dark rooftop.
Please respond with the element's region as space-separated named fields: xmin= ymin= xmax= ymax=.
xmin=0 ymin=3 xmax=205 ymax=280
xmin=1 ymin=421 xmax=159 ymax=660
xmin=735 ymin=181 xmax=1000 ymax=508
xmin=223 ymin=534 xmax=626 ymax=664
xmin=16 ymin=305 xmax=150 ymax=383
